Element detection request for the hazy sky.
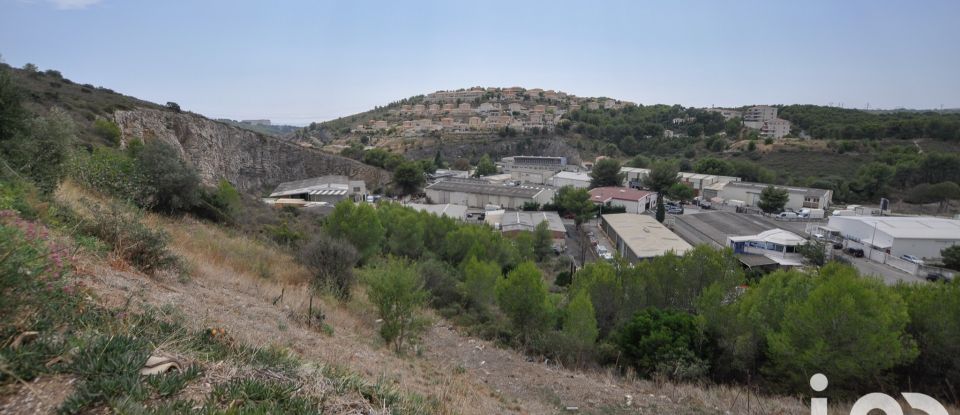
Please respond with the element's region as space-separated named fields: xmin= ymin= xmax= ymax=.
xmin=2 ymin=0 xmax=959 ymax=125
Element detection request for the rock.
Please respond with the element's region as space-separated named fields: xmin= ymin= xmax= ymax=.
xmin=114 ymin=108 xmax=391 ymax=193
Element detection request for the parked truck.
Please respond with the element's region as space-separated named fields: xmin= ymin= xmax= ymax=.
xmin=799 ymin=208 xmax=825 ymax=219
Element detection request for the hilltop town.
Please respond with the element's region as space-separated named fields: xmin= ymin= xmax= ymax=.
xmin=331 ymin=86 xmax=794 ymax=141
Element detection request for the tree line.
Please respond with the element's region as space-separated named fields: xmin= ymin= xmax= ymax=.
xmin=312 ymin=199 xmax=960 ymax=402
xmin=779 ymin=105 xmax=960 ymax=141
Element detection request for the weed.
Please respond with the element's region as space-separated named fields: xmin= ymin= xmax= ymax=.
xmin=61 ymin=335 xmax=152 ymax=413
xmin=146 ymin=364 xmax=201 ymax=397
xmin=209 ymin=378 xmax=316 ymax=413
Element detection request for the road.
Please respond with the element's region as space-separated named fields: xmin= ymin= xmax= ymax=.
xmin=829 ymin=249 xmax=926 ymax=285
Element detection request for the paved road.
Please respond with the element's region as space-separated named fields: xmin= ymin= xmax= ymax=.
xmin=829 ymin=249 xmax=926 ymax=285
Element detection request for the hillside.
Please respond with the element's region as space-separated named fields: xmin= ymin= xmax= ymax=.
xmin=0 ymin=179 xmax=815 ymax=414
xmin=3 ymin=63 xmax=390 ymax=193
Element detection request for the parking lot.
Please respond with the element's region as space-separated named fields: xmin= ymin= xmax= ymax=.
xmin=671 ymin=210 xmax=810 ymax=248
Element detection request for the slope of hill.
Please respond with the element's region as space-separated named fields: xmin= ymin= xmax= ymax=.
xmin=0 ymin=181 xmax=813 ymax=414
xmin=4 ymin=63 xmax=390 ymax=193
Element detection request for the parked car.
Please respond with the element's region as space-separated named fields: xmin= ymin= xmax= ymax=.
xmin=600 ymin=252 xmax=614 ymax=261
xmin=844 ymin=247 xmax=865 ymax=257
xmin=926 ymin=272 xmax=949 ymax=282
xmin=832 ymin=242 xmax=844 ymax=250
xmin=777 ymin=211 xmax=799 ymax=219
xmin=900 ymin=254 xmax=925 ymax=265
xmin=699 ymin=201 xmax=712 ymax=210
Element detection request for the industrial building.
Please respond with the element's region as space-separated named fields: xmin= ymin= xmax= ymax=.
xmin=407 ymin=203 xmax=468 ymax=221
xmin=620 ymin=167 xmax=740 ymax=195
xmin=823 ymin=216 xmax=960 ymax=261
xmin=589 ymin=187 xmax=655 ymax=214
xmin=714 ymin=181 xmax=832 ymax=211
xmin=268 ymin=175 xmax=366 ymax=204
xmin=600 ymin=214 xmax=692 ymax=262
xmin=486 ymin=210 xmax=567 ymax=246
xmin=549 ymin=171 xmax=591 ymax=189
xmin=424 ymin=179 xmax=555 ymax=209
xmin=499 ymin=155 xmax=579 ymax=185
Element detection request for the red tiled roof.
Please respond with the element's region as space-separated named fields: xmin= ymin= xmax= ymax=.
xmin=588 ymin=187 xmax=654 ymax=203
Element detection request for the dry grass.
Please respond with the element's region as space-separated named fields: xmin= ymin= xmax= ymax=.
xmin=155 ymin=215 xmax=310 ymax=285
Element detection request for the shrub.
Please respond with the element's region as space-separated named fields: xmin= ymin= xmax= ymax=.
xmin=299 ymin=233 xmax=358 ymax=298
xmin=192 ymin=179 xmax=241 ymax=224
xmin=92 ymin=118 xmax=121 ymax=145
xmin=495 ymin=262 xmax=553 ymax=346
xmin=134 ymin=139 xmax=200 ymax=213
xmin=82 ymin=203 xmax=179 ymax=274
xmin=68 ymin=146 xmax=140 ymax=200
xmin=616 ymin=308 xmax=711 ymax=381
xmin=418 ymin=257 xmax=461 ymax=308
xmin=363 ymin=257 xmax=428 ymax=353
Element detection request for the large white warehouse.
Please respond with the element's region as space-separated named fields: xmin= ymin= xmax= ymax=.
xmin=825 ymin=216 xmax=960 ymax=260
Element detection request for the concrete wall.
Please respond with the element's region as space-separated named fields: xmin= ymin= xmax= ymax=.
xmin=552 ymin=177 xmax=590 ymax=189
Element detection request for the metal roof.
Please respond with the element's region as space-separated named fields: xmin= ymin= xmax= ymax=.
xmin=308 ymin=189 xmax=348 ymax=196
xmin=426 ymin=180 xmax=547 ymax=198
xmin=828 ymin=216 xmax=960 ymax=240
xmin=602 ymin=214 xmax=692 ymax=258
xmin=729 ymin=229 xmax=807 ymax=246
xmin=499 ymin=211 xmax=566 ymax=234
xmin=269 ymin=175 xmax=363 ymax=198
xmin=723 ymin=181 xmax=831 ymax=198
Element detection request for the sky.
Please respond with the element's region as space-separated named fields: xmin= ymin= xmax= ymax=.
xmin=1 ymin=0 xmax=959 ymax=125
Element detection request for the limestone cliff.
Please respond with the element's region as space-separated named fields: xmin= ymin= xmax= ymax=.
xmin=113 ymin=108 xmax=391 ymax=193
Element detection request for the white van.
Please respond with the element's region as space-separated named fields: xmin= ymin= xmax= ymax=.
xmin=778 ymin=211 xmax=798 ymax=219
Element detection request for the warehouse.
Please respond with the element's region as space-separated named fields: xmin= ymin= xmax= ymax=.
xmin=268 ymin=175 xmax=366 ymax=204
xmin=424 ymin=179 xmax=555 ymax=209
xmin=549 ymin=171 xmax=592 ymax=189
xmin=716 ymin=181 xmax=832 ymax=211
xmin=407 ymin=203 xmax=468 ymax=221
xmin=600 ymin=214 xmax=692 ymax=262
xmin=824 ymin=215 xmax=960 ymax=260
xmin=589 ymin=187 xmax=655 ymax=214
xmin=487 ymin=210 xmax=567 ymax=246
xmin=499 ymin=155 xmax=578 ymax=184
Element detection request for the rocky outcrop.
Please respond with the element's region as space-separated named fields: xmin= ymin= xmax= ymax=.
xmin=113 ymin=108 xmax=391 ymax=193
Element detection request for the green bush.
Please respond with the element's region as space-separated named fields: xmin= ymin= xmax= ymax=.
xmin=69 ymin=146 xmax=140 ymax=200
xmin=191 ymin=179 xmax=241 ymax=223
xmin=616 ymin=308 xmax=711 ymax=380
xmin=92 ymin=118 xmax=121 ymax=145
xmin=363 ymin=257 xmax=428 ymax=353
xmin=135 ymin=139 xmax=200 ymax=213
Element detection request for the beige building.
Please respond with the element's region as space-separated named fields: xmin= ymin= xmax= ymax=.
xmin=716 ymin=181 xmax=832 ymax=210
xmin=425 ymin=179 xmax=555 ymax=209
xmin=601 ymin=214 xmax=692 ymax=262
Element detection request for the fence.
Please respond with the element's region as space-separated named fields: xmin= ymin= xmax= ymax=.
xmin=844 ymin=240 xmax=920 ymax=275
